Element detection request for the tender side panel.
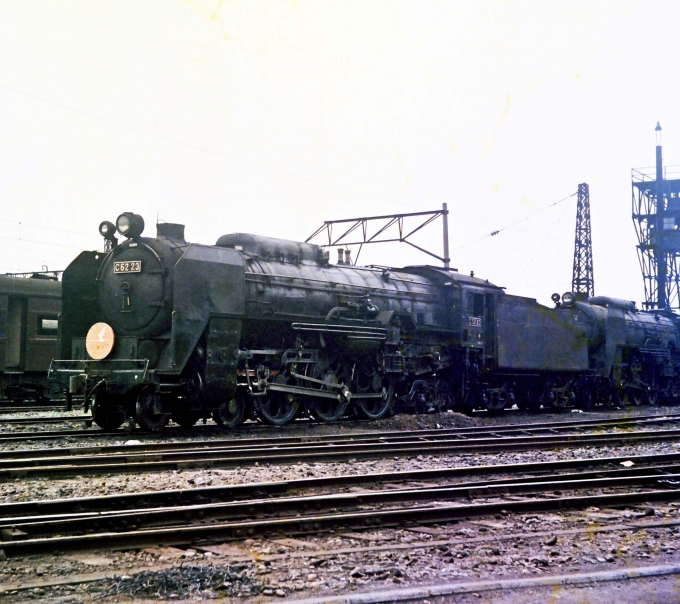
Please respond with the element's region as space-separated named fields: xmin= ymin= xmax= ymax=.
xmin=496 ymin=295 xmax=588 ymax=371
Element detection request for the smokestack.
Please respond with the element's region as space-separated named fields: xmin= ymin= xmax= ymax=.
xmin=337 ymin=249 xmax=344 ymax=265
xmin=344 ymin=249 xmax=352 ymax=265
xmin=157 ymin=222 xmax=186 ymax=243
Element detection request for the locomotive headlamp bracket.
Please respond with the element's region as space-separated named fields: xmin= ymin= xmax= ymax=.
xmin=116 ymin=213 xmax=145 ymax=240
xmin=99 ymin=221 xmax=118 ymax=249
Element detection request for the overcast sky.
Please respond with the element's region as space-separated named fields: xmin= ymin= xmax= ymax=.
xmin=0 ymin=0 xmax=678 ymax=307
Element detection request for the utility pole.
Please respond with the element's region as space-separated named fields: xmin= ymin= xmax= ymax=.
xmin=571 ymin=183 xmax=595 ymax=296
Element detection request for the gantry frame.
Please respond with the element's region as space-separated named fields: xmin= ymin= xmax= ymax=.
xmin=306 ymin=204 xmax=450 ymax=267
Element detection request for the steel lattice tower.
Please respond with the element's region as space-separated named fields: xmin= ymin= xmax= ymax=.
xmin=571 ymin=183 xmax=595 ymax=296
xmin=632 ymin=123 xmax=680 ymax=310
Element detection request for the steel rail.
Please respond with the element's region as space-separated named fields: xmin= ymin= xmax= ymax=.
xmin=3 ymin=426 xmax=680 ymax=466
xmin=0 ymin=407 xmax=72 ymax=416
xmin=4 ymin=451 xmax=680 ymax=520
xmin=4 ymin=427 xmax=680 ymax=467
xmin=4 ymin=463 xmax=680 ymax=537
xmin=0 ymin=415 xmax=89 ymax=425
xmin=2 ymin=414 xmax=680 ymax=458
xmin=4 ymin=429 xmax=680 ymax=480
xmin=0 ymin=401 xmax=66 ymax=414
xmin=1 ymin=411 xmax=678 ymax=441
xmin=2 ymin=450 xmax=680 ymax=519
xmin=2 ymin=487 xmax=680 ymax=557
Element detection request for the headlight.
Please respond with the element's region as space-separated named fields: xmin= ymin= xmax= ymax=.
xmin=99 ymin=221 xmax=116 ymax=238
xmin=551 ymin=293 xmax=561 ymax=303
xmin=116 ymin=213 xmax=145 ymax=239
xmin=562 ymin=292 xmax=575 ymax=305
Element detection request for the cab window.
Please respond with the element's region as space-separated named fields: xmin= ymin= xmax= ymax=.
xmin=468 ymin=293 xmax=484 ymax=318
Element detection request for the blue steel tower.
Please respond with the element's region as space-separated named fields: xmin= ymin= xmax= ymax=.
xmin=632 ymin=123 xmax=680 ymax=310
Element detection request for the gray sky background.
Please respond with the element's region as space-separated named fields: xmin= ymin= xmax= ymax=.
xmin=0 ymin=0 xmax=677 ymax=307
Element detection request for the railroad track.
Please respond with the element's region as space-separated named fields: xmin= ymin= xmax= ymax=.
xmin=2 ymin=452 xmax=680 ymax=557
xmin=0 ymin=406 xmax=71 ymax=415
xmin=1 ymin=411 xmax=679 ymax=444
xmin=3 ymin=423 xmax=680 ymax=479
xmin=0 ymin=415 xmax=91 ymax=427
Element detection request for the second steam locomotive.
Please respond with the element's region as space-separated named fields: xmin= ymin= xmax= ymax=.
xmin=51 ymin=213 xmax=680 ymax=431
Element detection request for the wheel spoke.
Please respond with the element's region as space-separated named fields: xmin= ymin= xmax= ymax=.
xmin=256 ymin=392 xmax=299 ymax=425
xmin=308 ymin=367 xmax=349 ymax=422
xmin=353 ymin=367 xmax=394 ymax=420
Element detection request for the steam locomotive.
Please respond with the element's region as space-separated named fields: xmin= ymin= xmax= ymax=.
xmin=50 ymin=213 xmax=680 ymax=431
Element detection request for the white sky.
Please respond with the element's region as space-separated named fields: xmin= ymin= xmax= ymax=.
xmin=0 ymin=0 xmax=677 ymax=307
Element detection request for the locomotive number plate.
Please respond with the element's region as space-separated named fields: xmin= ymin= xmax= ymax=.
xmin=469 ymin=317 xmax=482 ymax=327
xmin=114 ymin=261 xmax=141 ymax=274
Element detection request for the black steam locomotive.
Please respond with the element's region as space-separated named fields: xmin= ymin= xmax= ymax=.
xmin=50 ymin=213 xmax=680 ymax=431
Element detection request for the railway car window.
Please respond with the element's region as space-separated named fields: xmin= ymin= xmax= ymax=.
xmin=468 ymin=293 xmax=484 ymax=318
xmin=37 ymin=315 xmax=59 ymax=336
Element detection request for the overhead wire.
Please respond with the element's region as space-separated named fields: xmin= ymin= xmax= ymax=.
xmin=517 ymin=196 xmax=574 ymax=282
xmin=453 ymin=191 xmax=577 ymax=250
xmin=0 ymin=217 xmax=91 ymax=237
xmin=0 ymin=233 xmax=90 ymax=249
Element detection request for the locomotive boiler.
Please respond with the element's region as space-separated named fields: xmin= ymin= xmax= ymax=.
xmin=50 ymin=212 xmax=680 ymax=431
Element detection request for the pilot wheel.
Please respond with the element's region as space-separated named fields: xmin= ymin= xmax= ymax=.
xmin=213 ymin=395 xmax=246 ymax=429
xmin=135 ymin=387 xmax=170 ymax=431
xmin=91 ymin=392 xmax=125 ymax=432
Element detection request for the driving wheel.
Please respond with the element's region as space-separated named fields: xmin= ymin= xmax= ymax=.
xmin=353 ymin=368 xmax=395 ymax=420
